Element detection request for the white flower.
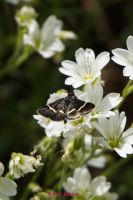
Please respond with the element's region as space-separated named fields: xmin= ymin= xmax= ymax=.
xmin=63 ymin=167 xmax=112 ymax=199
xmin=9 ymin=153 xmax=42 ymax=179
xmin=15 ymin=6 xmax=37 ymax=26
xmin=0 ymin=162 xmax=17 ymax=200
xmin=59 ymin=48 xmax=110 ymax=88
xmin=23 ymin=15 xmax=76 ymax=58
xmin=93 ymin=110 xmax=133 ymax=158
xmin=74 ymin=83 xmax=122 ymax=118
xmin=112 ymin=35 xmax=133 ymax=79
xmin=6 ymin=0 xmax=32 ymax=5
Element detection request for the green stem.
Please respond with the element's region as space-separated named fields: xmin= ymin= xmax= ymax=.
xmin=0 ymin=26 xmax=33 ymax=78
xmin=57 ymin=164 xmax=67 ymax=191
xmin=0 ymin=46 xmax=33 ymax=78
xmin=116 ymin=79 xmax=133 ymax=110
xmin=19 ymin=166 xmax=43 ymax=200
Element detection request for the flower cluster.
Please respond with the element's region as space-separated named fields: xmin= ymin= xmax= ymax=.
xmin=3 ymin=2 xmax=133 ymax=199
xmin=34 ymin=41 xmax=133 ymax=159
xmin=15 ymin=6 xmax=76 ymax=58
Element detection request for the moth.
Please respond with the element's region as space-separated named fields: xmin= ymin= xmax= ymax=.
xmin=37 ymin=91 xmax=95 ymax=121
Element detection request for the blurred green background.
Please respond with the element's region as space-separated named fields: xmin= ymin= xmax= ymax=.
xmin=0 ymin=0 xmax=133 ymax=199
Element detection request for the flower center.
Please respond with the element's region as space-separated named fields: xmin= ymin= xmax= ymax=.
xmin=83 ymin=74 xmax=93 ymax=81
xmin=71 ymin=117 xmax=86 ymax=127
xmin=108 ymin=137 xmax=122 ymax=148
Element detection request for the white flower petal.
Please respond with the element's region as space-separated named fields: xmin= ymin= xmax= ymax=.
xmin=74 ymin=168 xmax=91 ymax=189
xmin=96 ymin=51 xmax=110 ymax=70
xmin=47 ymin=92 xmax=68 ymax=104
xmin=38 ymin=49 xmax=54 ymax=58
xmin=99 ymin=93 xmax=122 ymax=113
xmin=63 ymin=127 xmax=76 ymax=138
xmin=46 ymin=121 xmax=65 ymax=137
xmin=114 ymin=148 xmax=127 ymax=158
xmin=112 ymin=49 xmax=131 ymax=67
xmin=74 ymin=89 xmax=87 ymax=101
xmin=93 ymin=119 xmax=109 ymax=140
xmin=91 ymin=176 xmax=111 ymax=196
xmin=65 ymin=77 xmax=83 ymax=88
xmin=58 ymin=31 xmax=77 ymax=39
xmin=84 ymin=83 xmax=103 ymax=107
xmin=41 ymin=15 xmax=62 ymax=40
xmin=0 ymin=177 xmax=17 ymax=196
xmin=119 ymin=112 xmax=126 ymax=133
xmin=63 ymin=178 xmax=76 ymax=192
xmin=88 ymin=156 xmax=106 ymax=169
xmin=115 ymin=142 xmax=133 ymax=158
xmin=0 ymin=192 xmax=9 ymax=200
xmin=0 ymin=163 xmax=4 ymax=176
xmin=123 ymin=66 xmax=133 ymax=79
xmin=123 ymin=128 xmax=133 ymax=140
xmin=33 ymin=115 xmax=49 ymax=129
xmin=61 ymin=60 xmax=78 ymax=70
xmin=49 ymin=38 xmax=65 ymax=52
xmin=60 ymin=60 xmax=80 ymax=79
xmin=126 ymin=35 xmax=133 ymax=53
xmin=75 ymin=48 xmax=95 ymax=67
xmin=91 ymin=84 xmax=103 ymax=106
xmin=59 ymin=63 xmax=79 ymax=77
xmin=85 ymin=134 xmax=93 ymax=146
xmin=75 ymin=48 xmax=85 ymax=66
xmin=23 ymin=34 xmax=36 ymax=48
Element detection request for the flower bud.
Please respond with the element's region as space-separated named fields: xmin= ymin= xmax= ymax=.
xmin=61 ymin=153 xmax=71 ymax=163
xmin=9 ymin=153 xmax=42 ymax=179
xmin=15 ymin=6 xmax=37 ymax=26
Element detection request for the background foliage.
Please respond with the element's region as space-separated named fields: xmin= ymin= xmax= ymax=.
xmin=0 ymin=0 xmax=133 ymax=199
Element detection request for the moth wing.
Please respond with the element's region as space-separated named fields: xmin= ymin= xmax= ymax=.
xmin=37 ymin=106 xmax=66 ymax=121
xmin=65 ymin=96 xmax=80 ymax=120
xmin=37 ymin=106 xmax=56 ymax=119
xmin=49 ymin=98 xmax=66 ymax=113
xmin=78 ymin=102 xmax=95 ymax=115
xmin=66 ymin=94 xmax=95 ymax=119
xmin=66 ymin=109 xmax=81 ymax=120
xmin=50 ymin=111 xmax=66 ymax=121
